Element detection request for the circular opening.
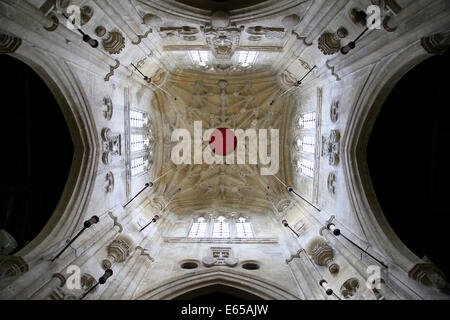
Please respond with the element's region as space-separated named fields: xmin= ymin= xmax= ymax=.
xmin=241 ymin=262 xmax=260 ymax=270
xmin=181 ymin=261 xmax=199 ymax=269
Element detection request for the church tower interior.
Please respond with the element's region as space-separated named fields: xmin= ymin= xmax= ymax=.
xmin=1 ymin=0 xmax=450 ymax=301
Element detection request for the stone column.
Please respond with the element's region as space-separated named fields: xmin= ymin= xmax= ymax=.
xmin=281 ymin=227 xmax=328 ymax=300
xmin=29 ymin=273 xmax=65 ymax=300
xmin=12 ymin=0 xmax=58 ymax=31
xmin=91 ymin=0 xmax=142 ymax=45
xmin=118 ymin=250 xmax=153 ymax=300
xmin=28 ymin=203 xmax=147 ymax=300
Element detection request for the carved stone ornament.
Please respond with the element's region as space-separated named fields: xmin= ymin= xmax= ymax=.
xmin=95 ymin=26 xmax=106 ymax=38
xmin=105 ymin=171 xmax=114 ymax=193
xmin=103 ymin=31 xmax=125 ymax=55
xmin=202 ymin=247 xmax=238 ymax=267
xmin=102 ymin=97 xmax=113 ymax=120
xmin=101 ymin=128 xmax=121 ymax=165
xmin=311 ymin=242 xmax=339 ymax=274
xmin=159 ymin=26 xmax=199 ymax=41
xmin=0 ymin=34 xmax=22 ymax=54
xmin=327 ymin=172 xmax=337 ymax=195
xmin=340 ymin=278 xmax=360 ymax=299
xmin=330 ymin=101 xmax=339 ymax=123
xmin=0 ymin=255 xmax=29 ymax=279
xmin=307 ymin=238 xmax=340 ymax=274
xmin=246 ymin=26 xmax=286 ymax=41
xmin=79 ymin=6 xmax=94 ymax=26
xmin=322 ymin=130 xmax=340 ymax=166
xmin=204 ymin=25 xmax=243 ymax=59
xmin=409 ymin=262 xmax=447 ymax=291
xmin=318 ymin=27 xmax=348 ymax=55
xmin=102 ymin=238 xmax=132 ymax=269
xmin=421 ymin=32 xmax=450 ymax=55
xmin=276 ymin=198 xmax=293 ymax=217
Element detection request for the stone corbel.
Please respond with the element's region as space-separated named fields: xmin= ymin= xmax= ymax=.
xmin=102 ymin=237 xmax=133 ymax=269
xmin=307 ymin=238 xmax=340 ymax=274
xmin=421 ymin=32 xmax=450 ymax=55
xmin=0 ymin=255 xmax=29 ymax=279
xmin=408 ymin=260 xmax=448 ymax=291
xmin=0 ymin=34 xmax=22 ymax=54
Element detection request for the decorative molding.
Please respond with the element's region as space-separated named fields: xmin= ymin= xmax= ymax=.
xmin=285 ymin=249 xmax=304 ymax=264
xmin=325 ymin=60 xmax=341 ymax=81
xmin=132 ymin=29 xmax=152 ymax=45
xmin=104 ymin=59 xmax=120 ymax=82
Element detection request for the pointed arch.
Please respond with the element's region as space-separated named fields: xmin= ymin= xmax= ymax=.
xmin=135 ymin=268 xmax=300 ymax=300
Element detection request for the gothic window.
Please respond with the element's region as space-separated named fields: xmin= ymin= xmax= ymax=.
xmin=130 ymin=134 xmax=149 ymax=152
xmin=130 ymin=110 xmax=148 ymax=128
xmin=298 ymin=159 xmax=314 ymax=178
xmin=188 ymin=217 xmax=207 ymax=238
xmin=238 ymin=51 xmax=258 ymax=67
xmin=190 ymin=50 xmax=209 ymax=66
xmin=212 ymin=216 xmax=230 ymax=238
xmin=299 ymin=112 xmax=316 ymax=129
xmin=236 ymin=217 xmax=254 ymax=238
xmin=131 ymin=157 xmax=147 ymax=176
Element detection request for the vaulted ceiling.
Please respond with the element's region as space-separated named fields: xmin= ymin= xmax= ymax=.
xmin=150 ymin=70 xmax=294 ymax=214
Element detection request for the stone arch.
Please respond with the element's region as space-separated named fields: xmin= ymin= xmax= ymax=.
xmin=4 ymin=44 xmax=98 ymax=261
xmin=135 ymin=268 xmax=300 ymax=300
xmin=343 ymin=39 xmax=442 ymax=279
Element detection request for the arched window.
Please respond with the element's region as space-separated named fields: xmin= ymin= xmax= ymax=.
xmin=299 ymin=112 xmax=316 ymax=129
xmin=130 ymin=134 xmax=149 ymax=152
xmin=212 ymin=216 xmax=230 ymax=238
xmin=188 ymin=217 xmax=207 ymax=238
xmin=131 ymin=157 xmax=148 ymax=176
xmin=298 ymin=159 xmax=314 ymax=178
xmin=236 ymin=217 xmax=254 ymax=238
xmin=130 ymin=110 xmax=148 ymax=128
